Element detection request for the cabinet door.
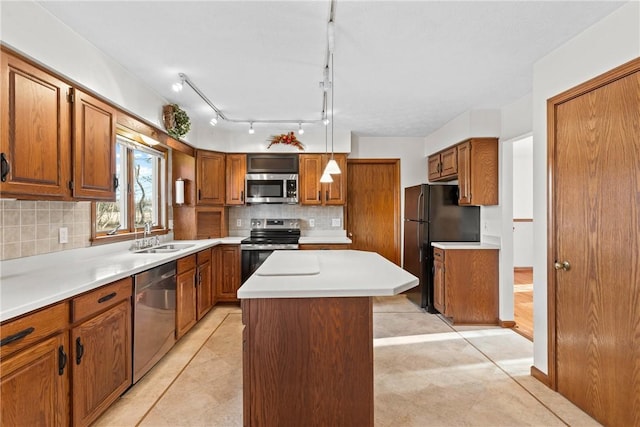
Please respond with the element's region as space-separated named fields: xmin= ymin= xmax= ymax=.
xmin=427 ymin=154 xmax=441 ymax=181
xmin=440 ymin=146 xmax=458 ymax=177
xmin=71 ymin=300 xmax=131 ymax=427
xmin=1 ymin=50 xmax=71 ymax=199
xmin=433 ymin=259 xmax=446 ymax=315
xmin=0 ymin=333 xmax=69 ymax=426
xmin=176 ymin=267 xmax=197 ymax=339
xmin=323 ymin=154 xmax=347 ymax=205
xmin=225 ymin=153 xmax=246 ymax=205
xmin=299 ymin=154 xmax=322 ymax=205
xmin=71 ymin=88 xmax=117 ymax=200
xmin=196 ymin=249 xmax=214 ymax=319
xmin=457 ymin=141 xmax=472 ymax=205
xmin=196 ymin=150 xmax=225 ymax=205
xmin=216 ymin=245 xmax=241 ymax=301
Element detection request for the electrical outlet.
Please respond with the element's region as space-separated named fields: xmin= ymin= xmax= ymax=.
xmin=332 ymin=218 xmax=341 ymax=227
xmin=309 ymin=218 xmax=315 ymax=228
xmin=59 ymin=227 xmax=68 ymax=244
xmin=236 ymin=219 xmax=242 ymax=227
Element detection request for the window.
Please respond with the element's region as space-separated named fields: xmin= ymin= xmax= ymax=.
xmin=94 ymin=135 xmax=166 ymax=240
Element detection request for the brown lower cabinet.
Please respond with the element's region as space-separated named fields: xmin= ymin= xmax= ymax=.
xmin=176 ymin=254 xmax=198 ymax=339
xmin=0 ymin=278 xmax=133 ymax=427
xmin=215 ymin=245 xmax=242 ymax=302
xmin=433 ymin=247 xmax=499 ymax=324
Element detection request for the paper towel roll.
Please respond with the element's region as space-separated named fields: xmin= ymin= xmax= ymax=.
xmin=175 ymin=178 xmax=185 ymax=205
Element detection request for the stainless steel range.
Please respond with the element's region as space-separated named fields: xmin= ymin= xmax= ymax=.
xmin=240 ymin=218 xmax=300 ymax=283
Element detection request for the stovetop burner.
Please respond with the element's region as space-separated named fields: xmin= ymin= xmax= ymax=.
xmin=241 ymin=218 xmax=301 ymax=250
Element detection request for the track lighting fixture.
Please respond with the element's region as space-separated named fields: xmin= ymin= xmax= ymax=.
xmin=172 ymin=75 xmax=185 ymax=92
xmin=298 ymin=123 xmax=304 ymax=135
xmin=210 ymin=113 xmax=218 ymax=126
xmin=249 ymin=122 xmax=255 ymax=134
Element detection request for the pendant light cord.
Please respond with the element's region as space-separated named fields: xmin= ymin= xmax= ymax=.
xmin=331 ymin=52 xmax=335 ymax=160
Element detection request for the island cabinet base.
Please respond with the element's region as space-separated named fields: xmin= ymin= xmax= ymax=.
xmin=241 ymin=297 xmax=373 ymax=427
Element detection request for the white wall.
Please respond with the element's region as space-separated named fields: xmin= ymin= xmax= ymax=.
xmin=531 ymin=1 xmax=640 ymax=373
xmin=424 ymin=109 xmax=501 ymax=155
xmin=1 ymin=1 xmax=169 ymax=135
xmin=512 ymin=136 xmax=534 ymax=268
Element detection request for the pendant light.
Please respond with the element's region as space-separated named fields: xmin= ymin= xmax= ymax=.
xmin=320 ymin=107 xmax=333 ymax=183
xmin=323 ymin=23 xmax=341 ymax=176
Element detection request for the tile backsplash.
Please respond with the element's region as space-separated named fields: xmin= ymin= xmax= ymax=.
xmin=0 ymin=201 xmax=91 ymax=260
xmin=228 ymin=205 xmax=344 ymax=236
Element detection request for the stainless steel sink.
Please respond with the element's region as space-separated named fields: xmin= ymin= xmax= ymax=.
xmin=134 ymin=243 xmax=195 ymax=254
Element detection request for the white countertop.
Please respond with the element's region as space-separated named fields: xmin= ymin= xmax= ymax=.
xmin=237 ymin=250 xmax=418 ymax=299
xmin=0 ymin=237 xmax=242 ymax=322
xmin=298 ymin=236 xmax=352 ymax=244
xmin=431 ymin=242 xmax=501 ymax=250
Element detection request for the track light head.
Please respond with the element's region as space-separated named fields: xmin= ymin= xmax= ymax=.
xmin=248 ymin=122 xmax=255 ymax=134
xmin=298 ymin=123 xmax=304 ymax=135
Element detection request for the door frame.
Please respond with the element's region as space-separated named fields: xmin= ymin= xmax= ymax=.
xmin=346 ymin=158 xmax=401 ymax=265
xmin=546 ymin=57 xmax=640 ymax=389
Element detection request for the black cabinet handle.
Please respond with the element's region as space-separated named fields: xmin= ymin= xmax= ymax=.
xmin=1 ymin=153 xmax=9 ymax=182
xmin=75 ymin=337 xmax=84 ymax=365
xmin=240 ymin=190 xmax=244 ymax=202
xmin=326 ymin=190 xmax=329 ymax=201
xmin=198 ymin=189 xmax=202 ymax=200
xmin=98 ymin=292 xmax=116 ymax=304
xmin=58 ymin=346 xmax=67 ymax=375
xmin=318 ymin=191 xmax=321 ymax=201
xmin=113 ymin=174 xmax=119 ymax=191
xmin=0 ymin=327 xmax=35 ymax=347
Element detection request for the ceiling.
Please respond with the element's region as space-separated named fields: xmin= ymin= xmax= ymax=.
xmin=38 ymin=1 xmax=625 ymax=138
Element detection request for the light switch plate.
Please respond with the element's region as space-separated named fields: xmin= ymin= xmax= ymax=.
xmin=59 ymin=227 xmax=68 ymax=244
xmin=237 ymin=219 xmax=242 ymax=227
xmin=309 ymin=218 xmax=315 ymax=228
xmin=332 ymin=218 xmax=341 ymax=227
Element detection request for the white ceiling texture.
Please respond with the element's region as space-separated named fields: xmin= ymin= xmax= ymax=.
xmin=38 ymin=1 xmax=625 ymax=138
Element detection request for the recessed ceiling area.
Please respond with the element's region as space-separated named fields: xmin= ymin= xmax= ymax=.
xmin=37 ymin=1 xmax=626 ymax=137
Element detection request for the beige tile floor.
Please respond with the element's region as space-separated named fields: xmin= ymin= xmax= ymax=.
xmin=95 ymin=296 xmax=600 ymax=427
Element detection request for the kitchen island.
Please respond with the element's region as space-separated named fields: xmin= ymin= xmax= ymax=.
xmin=237 ymin=250 xmax=418 ymax=427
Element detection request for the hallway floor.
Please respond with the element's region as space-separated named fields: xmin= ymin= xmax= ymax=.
xmin=96 ymin=296 xmax=599 ymax=426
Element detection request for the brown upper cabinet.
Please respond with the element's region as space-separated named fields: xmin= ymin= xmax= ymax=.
xmin=196 ymin=150 xmax=225 ymax=205
xmin=71 ymin=88 xmax=117 ymax=201
xmin=427 ymin=137 xmax=498 ymax=206
xmin=225 ymin=153 xmax=246 ymax=205
xmin=1 ymin=50 xmax=72 ymax=200
xmin=299 ymin=153 xmax=347 ymax=205
xmin=428 ymin=146 xmax=457 ymax=181
xmin=1 ymin=49 xmax=117 ymax=202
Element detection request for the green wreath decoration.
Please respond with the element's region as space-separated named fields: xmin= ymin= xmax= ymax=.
xmin=163 ymin=104 xmax=191 ymax=139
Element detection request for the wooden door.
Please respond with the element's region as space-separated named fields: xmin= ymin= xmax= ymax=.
xmin=176 ymin=257 xmax=197 ymax=339
xmin=216 ymin=245 xmax=241 ymax=301
xmin=71 ymin=300 xmax=131 ymax=427
xmin=196 ymin=150 xmax=225 ymax=205
xmin=457 ymin=141 xmax=471 ymax=204
xmin=225 ymin=153 xmax=246 ymax=205
xmin=549 ymin=59 xmax=640 ymax=426
xmin=196 ymin=249 xmax=214 ymax=319
xmin=299 ymin=154 xmax=322 ymax=205
xmin=0 ymin=333 xmax=69 ymax=426
xmin=346 ymin=159 xmax=401 ymax=265
xmin=323 ymin=154 xmax=347 ymax=205
xmin=1 ymin=50 xmax=71 ymax=199
xmin=72 ymin=88 xmax=117 ymax=200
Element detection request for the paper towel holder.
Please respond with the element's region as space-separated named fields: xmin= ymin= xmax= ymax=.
xmin=175 ymin=178 xmax=186 ymax=206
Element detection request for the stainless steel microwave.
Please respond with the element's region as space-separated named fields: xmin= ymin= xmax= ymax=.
xmin=245 ymin=174 xmax=298 ymax=204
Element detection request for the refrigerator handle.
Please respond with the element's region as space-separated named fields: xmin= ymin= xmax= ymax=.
xmin=418 ymin=190 xmax=424 ymax=222
xmin=417 ymin=223 xmax=423 ymax=262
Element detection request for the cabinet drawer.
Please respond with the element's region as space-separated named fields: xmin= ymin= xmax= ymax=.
xmin=72 ymin=277 xmax=132 ymax=323
xmin=433 ymin=247 xmax=445 ymax=261
xmin=178 ymin=254 xmax=197 ymax=272
xmin=0 ymin=301 xmax=68 ymax=359
xmin=197 ymin=248 xmax=212 ymax=264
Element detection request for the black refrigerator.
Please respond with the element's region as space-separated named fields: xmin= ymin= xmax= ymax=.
xmin=403 ymin=184 xmax=480 ymax=312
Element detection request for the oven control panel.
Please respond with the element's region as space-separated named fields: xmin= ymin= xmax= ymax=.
xmin=250 ymin=218 xmax=300 ymax=229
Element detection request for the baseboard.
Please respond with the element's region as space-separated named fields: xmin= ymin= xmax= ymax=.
xmin=499 ymin=319 xmax=516 ymax=328
xmin=514 ymin=267 xmax=533 ymax=273
xmin=530 ymin=365 xmax=550 ymax=387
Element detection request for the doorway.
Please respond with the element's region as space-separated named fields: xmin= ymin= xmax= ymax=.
xmin=346 ymin=159 xmax=401 ymax=265
xmin=548 ymin=58 xmax=639 ymax=426
xmin=512 ymin=135 xmax=534 ymax=340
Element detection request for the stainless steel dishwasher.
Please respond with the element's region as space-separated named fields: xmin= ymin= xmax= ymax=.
xmin=133 ymin=261 xmax=176 ymax=383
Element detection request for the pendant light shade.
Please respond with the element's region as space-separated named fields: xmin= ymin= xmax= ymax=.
xmin=320 ymin=170 xmax=334 ymax=183
xmin=324 ymin=158 xmax=341 ymax=174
